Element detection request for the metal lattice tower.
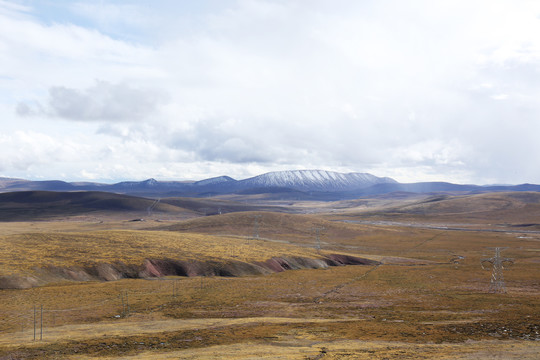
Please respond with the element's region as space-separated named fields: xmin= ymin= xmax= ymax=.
xmin=146 ymin=198 xmax=160 ymax=216
xmin=481 ymin=247 xmax=514 ymax=293
xmin=251 ymin=215 xmax=262 ymax=240
xmin=311 ymin=227 xmax=325 ymax=252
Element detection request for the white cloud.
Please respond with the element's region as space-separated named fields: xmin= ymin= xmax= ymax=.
xmin=0 ymin=130 xmax=88 ymax=174
xmin=0 ymin=0 xmax=30 ymax=18
xmin=1 ymin=0 xmax=540 ymax=184
xmin=18 ymin=81 xmax=167 ymax=122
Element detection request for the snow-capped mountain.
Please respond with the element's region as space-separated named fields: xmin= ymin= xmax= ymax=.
xmin=0 ymin=170 xmax=396 ymax=196
xmin=238 ymin=170 xmax=397 ymax=192
xmin=193 ymin=176 xmax=236 ymax=187
xmin=3 ymin=170 xmax=538 ymax=200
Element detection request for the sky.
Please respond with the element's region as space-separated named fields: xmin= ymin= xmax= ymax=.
xmin=1 ymin=0 xmax=539 ymax=184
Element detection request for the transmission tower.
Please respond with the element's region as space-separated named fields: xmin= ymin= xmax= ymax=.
xmin=311 ymin=227 xmax=325 ymax=252
xmin=251 ymin=215 xmax=262 ymax=241
xmin=481 ymin=247 xmax=514 ymax=293
xmin=146 ymin=198 xmax=160 ymax=216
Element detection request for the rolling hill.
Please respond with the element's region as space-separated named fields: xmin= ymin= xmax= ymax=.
xmin=331 ymin=191 xmax=540 ymax=230
xmin=0 ymin=191 xmax=302 ymax=221
xmin=0 ymin=191 xmax=189 ymax=221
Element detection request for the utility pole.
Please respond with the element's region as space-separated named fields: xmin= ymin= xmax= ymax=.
xmin=32 ymin=304 xmax=43 ymax=341
xmin=481 ymin=247 xmax=514 ymax=293
xmin=311 ymin=227 xmax=325 ymax=252
xmin=40 ymin=304 xmax=43 ymax=341
xmin=33 ymin=305 xmax=36 ymax=341
xmin=125 ymin=291 xmax=130 ymax=316
xmin=120 ymin=291 xmax=130 ymax=317
xmin=172 ymin=280 xmax=179 ymax=299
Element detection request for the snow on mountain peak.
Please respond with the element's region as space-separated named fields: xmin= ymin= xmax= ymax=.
xmin=143 ymin=178 xmax=158 ymax=186
xmin=194 ymin=175 xmax=236 ymax=186
xmin=240 ymin=170 xmax=396 ymax=191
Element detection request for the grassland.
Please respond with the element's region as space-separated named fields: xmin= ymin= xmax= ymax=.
xmin=0 ymin=229 xmax=329 ymax=276
xmin=0 ymin=193 xmax=539 ymax=359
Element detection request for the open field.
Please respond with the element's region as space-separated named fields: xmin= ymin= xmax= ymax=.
xmin=0 ymin=192 xmax=539 ymax=358
xmin=1 ymin=261 xmax=539 ymax=358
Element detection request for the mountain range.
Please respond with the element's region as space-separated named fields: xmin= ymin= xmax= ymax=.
xmin=1 ymin=170 xmax=539 ymax=200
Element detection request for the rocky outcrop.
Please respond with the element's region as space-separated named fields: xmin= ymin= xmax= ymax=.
xmin=0 ymin=254 xmax=380 ymax=289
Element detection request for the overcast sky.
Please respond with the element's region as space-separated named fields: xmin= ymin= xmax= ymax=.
xmin=1 ymin=0 xmax=539 ymax=184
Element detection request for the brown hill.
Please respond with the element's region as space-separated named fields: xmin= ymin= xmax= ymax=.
xmin=334 ymin=192 xmax=540 ymax=229
xmin=157 ymin=211 xmax=372 ymax=247
xmin=0 ymin=191 xmax=192 ymax=221
xmin=160 ymin=197 xmax=295 ymax=215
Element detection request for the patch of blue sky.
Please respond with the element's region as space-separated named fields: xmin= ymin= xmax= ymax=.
xmin=13 ymin=0 xmax=236 ymax=44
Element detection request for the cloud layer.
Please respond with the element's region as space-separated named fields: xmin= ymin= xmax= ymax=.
xmin=1 ymin=0 xmax=540 ymax=184
xmin=18 ymin=81 xmax=165 ymax=121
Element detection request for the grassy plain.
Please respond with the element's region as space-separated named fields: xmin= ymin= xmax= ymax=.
xmin=0 ymin=194 xmax=539 ymax=359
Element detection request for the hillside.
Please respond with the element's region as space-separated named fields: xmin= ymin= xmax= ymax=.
xmin=160 ymin=211 xmax=360 ymax=241
xmin=0 ymin=190 xmax=306 ymax=221
xmin=331 ymin=191 xmax=540 ymax=229
xmin=0 ymin=191 xmax=191 ymax=221
xmin=160 ymin=197 xmax=296 ymax=215
xmin=0 ymin=228 xmax=380 ymax=289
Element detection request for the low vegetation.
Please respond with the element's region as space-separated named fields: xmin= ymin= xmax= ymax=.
xmin=0 ymin=192 xmax=539 ymax=359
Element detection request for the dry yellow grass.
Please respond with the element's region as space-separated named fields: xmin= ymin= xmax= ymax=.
xmin=1 ymin=212 xmax=539 ymax=359
xmin=0 ymin=316 xmax=363 ymax=348
xmin=0 ymin=219 xmax=175 ymax=236
xmin=70 ymin=339 xmax=540 ymax=360
xmin=1 ymin=261 xmax=539 ymax=358
xmin=0 ymin=229 xmax=329 ymax=276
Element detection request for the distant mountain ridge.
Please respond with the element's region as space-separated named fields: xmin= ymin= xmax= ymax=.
xmin=1 ymin=170 xmax=539 ymax=200
xmin=238 ymin=170 xmax=396 ymax=191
